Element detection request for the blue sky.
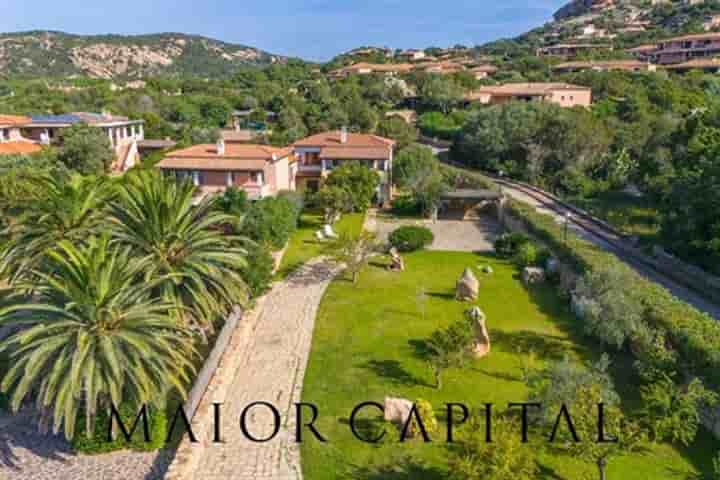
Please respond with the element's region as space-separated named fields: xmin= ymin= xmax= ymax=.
xmin=0 ymin=0 xmax=567 ymax=61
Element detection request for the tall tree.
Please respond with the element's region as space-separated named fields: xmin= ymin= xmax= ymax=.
xmin=0 ymin=237 xmax=197 ymax=440
xmin=57 ymin=123 xmax=114 ymax=175
xmin=109 ymin=170 xmax=248 ymax=334
xmin=0 ymin=174 xmax=111 ymax=284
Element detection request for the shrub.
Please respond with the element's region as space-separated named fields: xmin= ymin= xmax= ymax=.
xmin=505 ymin=199 xmax=720 ymax=389
xmin=241 ymin=243 xmax=275 ymax=299
xmin=391 ymin=195 xmax=421 ymax=216
xmin=494 ymin=232 xmax=530 ymax=258
xmin=242 ymin=196 xmax=299 ymax=250
xmin=276 ymin=190 xmax=304 ymax=214
xmin=513 ymin=242 xmax=538 ymax=268
xmin=72 ymin=404 xmax=168 ymax=454
xmin=216 ymin=187 xmax=250 ymax=216
xmin=389 ymin=226 xmax=434 ymax=252
xmin=409 ymin=399 xmax=439 ymax=438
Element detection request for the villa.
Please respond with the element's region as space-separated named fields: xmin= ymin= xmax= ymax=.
xmin=0 ymin=115 xmax=41 ymax=156
xmin=157 ymin=140 xmax=296 ymax=199
xmin=23 ymin=112 xmax=145 ymax=172
xmin=293 ymin=129 xmax=395 ymax=205
xmin=466 ymin=83 xmax=592 ymax=108
xmin=536 ymin=43 xmax=613 ymax=57
xmin=627 ymin=32 xmax=720 ymax=64
xmin=553 ymin=60 xmax=656 ymax=73
xmin=328 ymin=62 xmax=414 ymax=79
xmin=469 ymin=64 xmax=498 ymax=79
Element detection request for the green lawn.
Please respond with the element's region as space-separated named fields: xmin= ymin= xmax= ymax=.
xmin=301 ymin=250 xmax=715 ymax=479
xmin=276 ymin=211 xmax=365 ymax=278
xmin=566 ymin=191 xmax=661 ymax=244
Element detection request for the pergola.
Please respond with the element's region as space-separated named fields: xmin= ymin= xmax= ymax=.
xmin=439 ymin=189 xmax=504 ymax=220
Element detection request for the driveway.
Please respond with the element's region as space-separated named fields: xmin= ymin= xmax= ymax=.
xmin=371 ymin=213 xmax=501 ymax=252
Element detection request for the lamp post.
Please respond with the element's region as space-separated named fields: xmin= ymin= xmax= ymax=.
xmin=563 ymin=212 xmax=572 ymax=244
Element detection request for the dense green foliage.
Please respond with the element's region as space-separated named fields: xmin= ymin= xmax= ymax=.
xmin=393 ymin=144 xmax=447 ymax=215
xmin=324 ymin=161 xmax=380 ymax=212
xmin=57 ymin=124 xmax=114 ymax=174
xmin=0 ymin=171 xmax=254 ymax=448
xmin=505 ymin=200 xmax=720 ymax=392
xmin=242 ymin=196 xmax=301 ymax=249
xmin=389 ymin=225 xmax=434 ymax=252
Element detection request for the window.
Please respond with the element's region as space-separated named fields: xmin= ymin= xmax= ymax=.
xmin=255 ymin=172 xmax=264 ymax=185
xmin=378 ymin=160 xmax=386 ymax=171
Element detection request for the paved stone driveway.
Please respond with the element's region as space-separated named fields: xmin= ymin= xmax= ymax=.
xmin=0 ymin=409 xmax=170 ymax=480
xmin=188 ymin=259 xmax=338 ymax=480
xmin=372 ymin=214 xmax=501 ymax=252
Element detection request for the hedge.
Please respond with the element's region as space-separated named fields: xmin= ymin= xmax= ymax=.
xmin=506 ymin=199 xmax=720 ymax=388
xmin=72 ymin=405 xmax=168 ymax=454
xmin=389 ymin=226 xmax=434 ymax=252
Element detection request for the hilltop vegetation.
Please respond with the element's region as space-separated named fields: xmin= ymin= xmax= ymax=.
xmin=0 ymin=31 xmax=287 ymax=79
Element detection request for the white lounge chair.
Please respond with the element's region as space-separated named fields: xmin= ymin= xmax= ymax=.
xmin=323 ymin=224 xmax=338 ymax=239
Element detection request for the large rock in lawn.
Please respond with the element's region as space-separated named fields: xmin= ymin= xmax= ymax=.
xmin=467 ymin=307 xmax=491 ymax=358
xmin=456 ymin=268 xmax=479 ymax=301
xmin=384 ymin=397 xmax=414 ymax=425
xmin=522 ymin=267 xmax=546 ymax=285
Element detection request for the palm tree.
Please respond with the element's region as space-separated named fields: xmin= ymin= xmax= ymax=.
xmin=108 ymin=170 xmax=248 ymax=334
xmin=0 ymin=237 xmax=197 ymax=440
xmin=0 ymin=174 xmax=112 ymax=285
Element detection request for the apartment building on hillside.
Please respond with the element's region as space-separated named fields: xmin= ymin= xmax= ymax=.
xmin=627 ymin=33 xmax=720 ymax=65
xmin=466 ymin=83 xmax=592 ymax=108
xmin=23 ymin=112 xmax=145 ymax=172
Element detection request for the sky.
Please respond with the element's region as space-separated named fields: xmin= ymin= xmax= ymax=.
xmin=0 ymin=0 xmax=568 ymax=61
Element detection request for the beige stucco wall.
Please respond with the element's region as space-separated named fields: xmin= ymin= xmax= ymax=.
xmin=549 ymin=89 xmax=592 ymax=108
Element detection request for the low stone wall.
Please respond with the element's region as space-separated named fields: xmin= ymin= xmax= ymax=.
xmin=650 ymin=245 xmax=720 ymax=304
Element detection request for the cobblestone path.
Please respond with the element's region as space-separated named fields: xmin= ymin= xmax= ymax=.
xmin=189 ymin=259 xmax=338 ymax=480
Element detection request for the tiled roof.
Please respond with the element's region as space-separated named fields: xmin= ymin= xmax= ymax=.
xmin=659 ymin=32 xmax=720 ymax=43
xmin=473 ymin=82 xmax=590 ymax=97
xmin=320 ymin=147 xmax=392 ymax=160
xmin=665 ymin=58 xmax=720 ymax=70
xmin=0 ymin=115 xmax=32 ymax=127
xmin=294 ymin=131 xmax=395 ymax=149
xmin=158 ymin=143 xmax=292 ymax=171
xmin=553 ymin=60 xmax=651 ymax=70
xmin=0 ymin=142 xmax=42 ymax=155
xmin=469 ymin=64 xmax=498 ymax=73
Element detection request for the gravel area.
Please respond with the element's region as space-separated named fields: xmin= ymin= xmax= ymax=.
xmin=372 ymin=214 xmax=502 ymax=252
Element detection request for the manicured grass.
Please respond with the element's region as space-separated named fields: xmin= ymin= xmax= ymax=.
xmin=301 ymin=250 xmax=715 ymax=479
xmin=276 ymin=211 xmax=365 ymax=278
xmin=567 ymin=191 xmax=661 ymax=244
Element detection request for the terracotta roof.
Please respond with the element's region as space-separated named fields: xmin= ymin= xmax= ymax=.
xmin=158 ymin=143 xmax=292 ymax=171
xmin=627 ymin=44 xmax=657 ymax=52
xmin=294 ymin=131 xmax=395 ymax=149
xmin=319 ymin=147 xmax=392 ymax=160
xmin=553 ymin=60 xmax=652 ymax=70
xmin=0 ymin=115 xmax=31 ymax=127
xmin=469 ymin=64 xmax=498 ymax=73
xmin=472 ymin=82 xmax=590 ymax=98
xmin=331 ymin=62 xmax=414 ymax=75
xmin=0 ymin=141 xmax=42 ymax=155
xmin=665 ymin=58 xmax=720 ymax=70
xmin=659 ymin=32 xmax=720 ymax=43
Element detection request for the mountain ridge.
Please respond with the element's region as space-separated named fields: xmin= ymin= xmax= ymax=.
xmin=0 ymin=30 xmax=289 ymax=79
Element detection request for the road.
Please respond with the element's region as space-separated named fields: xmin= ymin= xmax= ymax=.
xmin=496 ymin=179 xmax=720 ymax=321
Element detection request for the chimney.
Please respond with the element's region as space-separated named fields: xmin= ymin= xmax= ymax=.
xmin=340 ymin=126 xmax=348 ymax=144
xmin=216 ymin=139 xmax=225 ymax=155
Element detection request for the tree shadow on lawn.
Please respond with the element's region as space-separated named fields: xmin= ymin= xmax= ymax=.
xmin=351 ymin=455 xmax=445 ymax=480
xmin=362 ymin=360 xmax=433 ymax=388
xmin=492 ymin=329 xmax=579 ymax=362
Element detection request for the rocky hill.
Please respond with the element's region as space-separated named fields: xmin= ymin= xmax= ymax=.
xmin=0 ymin=31 xmax=287 ymax=79
xmin=478 ymin=0 xmax=720 ymax=56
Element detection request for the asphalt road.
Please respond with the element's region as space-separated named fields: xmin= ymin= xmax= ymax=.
xmin=500 ymin=183 xmax=720 ymax=321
